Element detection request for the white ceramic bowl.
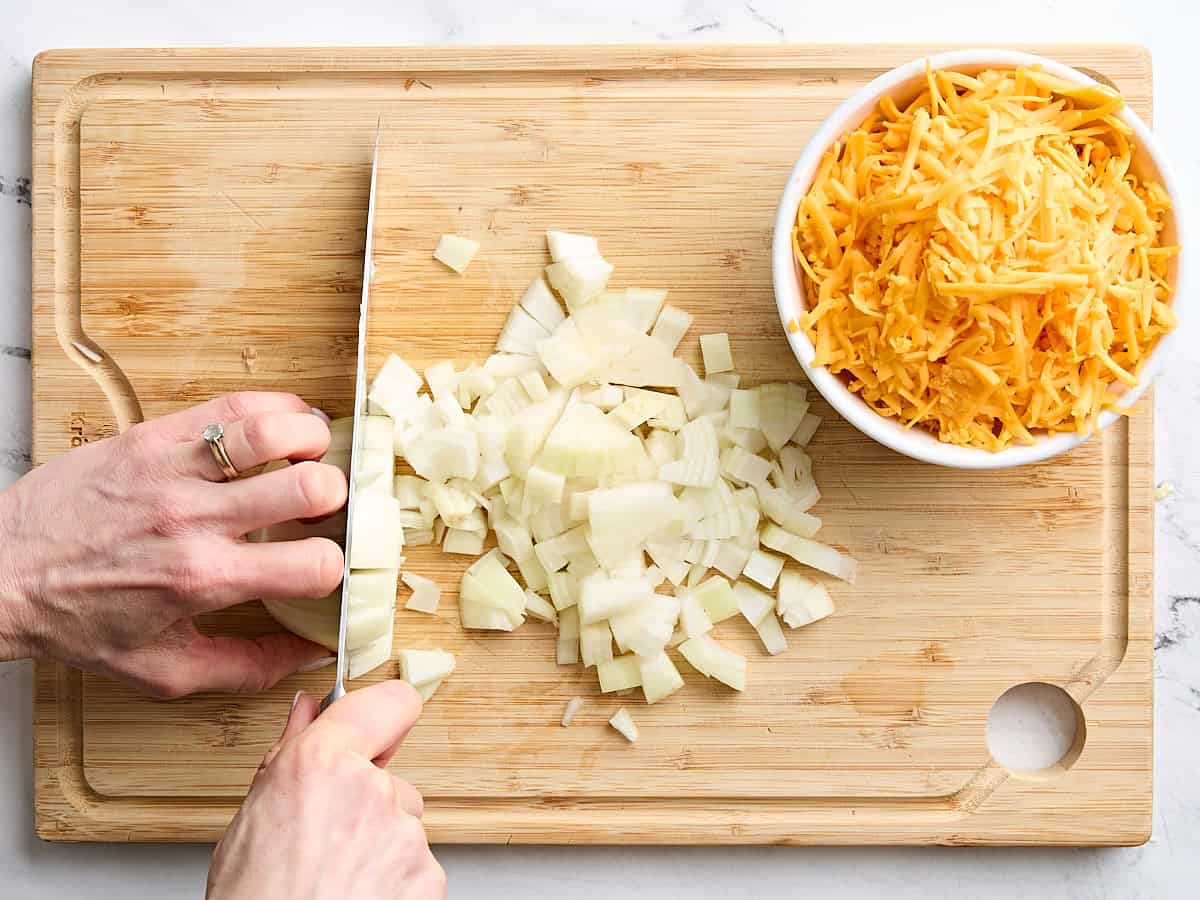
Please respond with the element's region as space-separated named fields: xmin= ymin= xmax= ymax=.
xmin=772 ymin=50 xmax=1188 ymax=469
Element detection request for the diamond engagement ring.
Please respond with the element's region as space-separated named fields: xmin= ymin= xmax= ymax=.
xmin=202 ymin=423 xmax=239 ymax=481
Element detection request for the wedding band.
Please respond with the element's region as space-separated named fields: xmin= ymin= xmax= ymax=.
xmin=202 ymin=423 xmax=239 ymax=481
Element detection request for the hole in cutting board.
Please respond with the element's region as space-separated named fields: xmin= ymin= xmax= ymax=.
xmin=986 ymin=682 xmax=1086 ymax=777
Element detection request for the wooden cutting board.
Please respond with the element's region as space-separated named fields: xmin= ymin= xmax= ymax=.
xmin=31 ymin=45 xmax=1154 ymax=845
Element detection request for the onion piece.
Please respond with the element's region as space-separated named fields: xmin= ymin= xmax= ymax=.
xmin=754 ymin=612 xmax=788 ymax=655
xmin=728 ymin=389 xmax=761 ymax=430
xmin=580 ymin=384 xmax=624 ymax=410
xmin=561 ymin=696 xmax=585 ymax=726
xmin=678 ymin=634 xmax=746 ymax=691
xmin=608 ymin=389 xmax=670 ymax=430
xmin=393 ymin=475 xmax=426 ymax=510
xmin=547 ymin=230 xmax=600 ymax=262
xmin=518 ymin=370 xmax=549 ymax=402
xmin=484 ymin=352 xmax=544 ymax=378
xmin=689 ymin=575 xmax=739 ymax=623
xmin=399 ymin=648 xmax=456 ymax=686
xmin=608 ymin=593 xmax=680 ymax=657
xmin=402 ymin=572 xmax=441 ymax=614
xmin=756 ymin=484 xmax=822 ymax=536
xmin=461 ymin=550 xmax=526 ymax=625
xmin=578 ymin=572 xmax=656 ymax=625
xmin=609 ymin=706 xmax=639 ymax=742
xmin=791 ymin=413 xmax=822 ymax=447
xmin=580 ymin=620 xmax=614 ymax=668
xmin=679 ymin=589 xmax=714 ymax=638
xmin=597 ymin=654 xmax=642 ymax=692
xmin=547 ymin=570 xmax=578 ymax=611
xmin=625 ymin=288 xmax=668 ymax=332
xmin=534 ymin=524 xmax=589 ymax=572
xmin=371 ymin=353 xmax=423 ymax=398
xmin=433 ymin=234 xmax=480 ymax=273
xmin=496 ymin=305 xmax=552 ymax=356
xmin=761 ymin=525 xmax=858 ymax=583
xmin=536 ymin=319 xmax=596 ymax=388
xmin=348 ymin=632 xmax=394 ymax=679
xmin=504 ymin=388 xmax=569 ymax=477
xmin=516 ymin=553 xmax=549 ymax=592
xmin=649 ymin=305 xmax=693 ymax=352
xmin=546 ymin=256 xmax=614 ymax=311
xmin=537 ymin=404 xmax=647 ymax=478
xmin=638 ymin=651 xmax=685 ymax=704
xmin=699 ymin=333 xmax=734 ymax=375
xmin=520 ymin=277 xmax=566 ymax=331
xmin=659 ymin=416 xmax=719 ymax=487
xmin=777 ymin=571 xmax=836 ymax=628
xmin=460 ymin=596 xmax=517 ymax=631
xmin=415 ymin=678 xmax=443 ymax=702
xmin=348 ymin=492 xmax=404 ymax=569
xmin=742 ymin=549 xmax=785 ymax=589
xmin=720 ymin=446 xmax=772 ymax=487
xmin=759 ymin=383 xmax=809 ymax=452
xmin=523 ymin=589 xmax=558 ymax=623
xmin=525 ymin=466 xmax=566 ymax=508
xmin=733 ymin=580 xmax=774 ymax=626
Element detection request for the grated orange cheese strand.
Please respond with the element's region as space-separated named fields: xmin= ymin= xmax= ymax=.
xmin=793 ymin=65 xmax=1179 ymax=450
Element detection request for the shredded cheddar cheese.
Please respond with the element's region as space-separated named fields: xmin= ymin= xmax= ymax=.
xmin=793 ymin=65 xmax=1179 ymax=450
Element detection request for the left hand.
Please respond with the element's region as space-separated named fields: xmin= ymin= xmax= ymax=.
xmin=0 ymin=391 xmax=346 ymax=697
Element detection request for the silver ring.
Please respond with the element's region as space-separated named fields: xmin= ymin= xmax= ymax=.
xmin=202 ymin=423 xmax=240 ymax=481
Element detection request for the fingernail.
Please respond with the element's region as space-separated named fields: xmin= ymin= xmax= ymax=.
xmin=297 ymin=655 xmax=336 ymax=673
xmin=310 ymin=406 xmax=332 ymax=424
xmin=290 ymin=690 xmax=304 ymax=712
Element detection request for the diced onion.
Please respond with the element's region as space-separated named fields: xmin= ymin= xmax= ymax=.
xmin=264 ymin=227 xmax=861 ymax=737
xmin=609 ymin=706 xmax=639 ymax=742
xmin=433 ymin=234 xmax=479 ymax=273
xmin=561 ymin=696 xmax=585 ymax=726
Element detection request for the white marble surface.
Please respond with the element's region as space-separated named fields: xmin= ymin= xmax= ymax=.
xmin=2 ymin=1 xmax=1197 ymax=896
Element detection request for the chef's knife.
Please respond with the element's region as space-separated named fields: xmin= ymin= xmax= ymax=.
xmin=321 ymin=123 xmax=381 ymax=713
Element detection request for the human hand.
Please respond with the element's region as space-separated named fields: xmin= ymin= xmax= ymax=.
xmin=0 ymin=392 xmax=347 ymax=697
xmin=207 ymin=681 xmax=444 ymax=900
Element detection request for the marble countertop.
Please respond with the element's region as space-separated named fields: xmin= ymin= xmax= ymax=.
xmin=2 ymin=1 xmax=1197 ymax=896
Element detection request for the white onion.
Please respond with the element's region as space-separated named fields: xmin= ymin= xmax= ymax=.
xmin=259 ymin=227 xmax=859 ymax=729
xmin=561 ymin=696 xmax=585 ymax=726
xmin=433 ymin=234 xmax=479 ymax=273
xmin=608 ymin=707 xmax=639 ymax=742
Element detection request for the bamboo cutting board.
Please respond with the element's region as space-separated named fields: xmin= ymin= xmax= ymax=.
xmin=31 ymin=45 xmax=1154 ymax=844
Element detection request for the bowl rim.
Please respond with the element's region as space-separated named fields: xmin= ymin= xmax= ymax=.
xmin=771 ymin=49 xmax=1189 ymax=469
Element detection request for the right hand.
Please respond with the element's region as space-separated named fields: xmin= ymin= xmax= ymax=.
xmin=206 ymin=681 xmax=446 ymax=900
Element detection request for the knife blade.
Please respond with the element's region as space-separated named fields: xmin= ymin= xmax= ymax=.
xmin=321 ymin=122 xmax=381 ymax=712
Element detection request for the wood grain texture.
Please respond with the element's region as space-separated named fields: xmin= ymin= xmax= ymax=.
xmin=31 ymin=45 xmax=1154 ymax=845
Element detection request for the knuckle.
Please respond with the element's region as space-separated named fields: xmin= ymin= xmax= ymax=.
xmin=146 ymin=488 xmax=195 ymax=538
xmin=281 ymin=736 xmax=327 ymax=783
xmin=121 ymin=421 xmax=157 ymax=452
xmin=218 ymin=392 xmax=261 ymax=423
xmin=143 ymin=672 xmax=190 ymax=701
xmin=222 ymin=391 xmax=306 ymax=424
xmin=239 ymin=413 xmax=285 ymax=463
xmin=397 ymin=812 xmax=427 ymax=845
xmin=397 ymin=779 xmax=425 ymax=817
xmin=168 ymin=540 xmax=220 ymax=599
xmin=230 ymin=657 xmax=273 ymax=695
